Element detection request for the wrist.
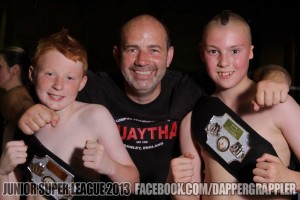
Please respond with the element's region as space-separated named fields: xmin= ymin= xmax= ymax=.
xmin=0 ymin=167 xmax=9 ymax=176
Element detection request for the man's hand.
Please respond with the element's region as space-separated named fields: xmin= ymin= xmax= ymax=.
xmin=18 ymin=104 xmax=59 ymax=134
xmin=252 ymin=64 xmax=290 ymax=111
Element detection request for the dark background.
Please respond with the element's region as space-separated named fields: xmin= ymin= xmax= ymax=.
xmin=1 ymin=2 xmax=300 ymax=193
xmin=1 ymin=0 xmax=299 ymax=93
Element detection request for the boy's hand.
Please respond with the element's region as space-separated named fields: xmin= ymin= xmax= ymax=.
xmin=18 ymin=104 xmax=60 ymax=134
xmin=0 ymin=140 xmax=27 ymax=175
xmin=253 ymin=153 xmax=288 ymax=183
xmin=82 ymin=140 xmax=113 ymax=175
xmin=170 ymin=152 xmax=195 ymax=183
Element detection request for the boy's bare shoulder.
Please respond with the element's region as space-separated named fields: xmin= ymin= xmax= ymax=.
xmin=268 ymin=95 xmax=300 ymax=124
xmin=269 ymin=95 xmax=299 ymax=113
xmin=75 ymin=101 xmax=113 ymax=121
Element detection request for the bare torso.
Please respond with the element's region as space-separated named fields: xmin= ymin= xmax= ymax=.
xmin=200 ymin=96 xmax=292 ymax=200
xmin=25 ymin=102 xmax=104 ymax=200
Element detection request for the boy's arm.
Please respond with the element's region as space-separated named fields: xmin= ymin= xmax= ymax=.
xmin=252 ymin=64 xmax=291 ymax=111
xmin=253 ymin=154 xmax=300 ymax=192
xmin=170 ymin=112 xmax=200 ymax=200
xmin=0 ymin=126 xmax=27 ymax=200
xmin=253 ymin=95 xmax=300 ymax=192
xmin=82 ymin=106 xmax=139 ymax=193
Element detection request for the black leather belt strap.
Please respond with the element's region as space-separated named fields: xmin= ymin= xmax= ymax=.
xmin=191 ymin=96 xmax=278 ymax=183
xmin=14 ymin=129 xmax=102 ymax=199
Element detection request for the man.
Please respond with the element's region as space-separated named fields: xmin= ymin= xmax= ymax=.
xmin=1 ymin=14 xmax=291 ymax=199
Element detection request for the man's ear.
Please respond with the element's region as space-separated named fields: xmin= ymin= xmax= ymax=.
xmin=166 ymin=46 xmax=174 ymax=68
xmin=28 ymin=66 xmax=34 ymax=82
xmin=113 ymin=45 xmax=120 ymax=67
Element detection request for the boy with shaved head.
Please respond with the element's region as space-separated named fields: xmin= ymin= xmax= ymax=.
xmin=171 ymin=11 xmax=300 ymax=200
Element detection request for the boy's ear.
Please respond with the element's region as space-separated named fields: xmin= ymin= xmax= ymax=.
xmin=78 ymin=75 xmax=87 ymax=91
xmin=28 ymin=66 xmax=34 ymax=82
xmin=249 ymin=45 xmax=254 ymax=59
xmin=199 ymin=42 xmax=205 ymax=62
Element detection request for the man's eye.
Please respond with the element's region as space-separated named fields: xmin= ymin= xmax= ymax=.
xmin=151 ymin=49 xmax=159 ymax=53
xmin=67 ymin=76 xmax=74 ymax=80
xmin=127 ymin=48 xmax=136 ymax=53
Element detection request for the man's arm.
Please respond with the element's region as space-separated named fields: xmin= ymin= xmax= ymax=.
xmin=253 ymin=64 xmax=291 ymax=86
xmin=0 ymin=86 xmax=59 ymax=134
xmin=252 ymin=64 xmax=291 ymax=111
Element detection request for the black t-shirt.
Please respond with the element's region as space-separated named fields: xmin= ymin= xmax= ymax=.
xmin=77 ymin=70 xmax=204 ymax=183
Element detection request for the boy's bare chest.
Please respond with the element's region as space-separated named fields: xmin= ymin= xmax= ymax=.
xmin=35 ymin=125 xmax=95 ymax=164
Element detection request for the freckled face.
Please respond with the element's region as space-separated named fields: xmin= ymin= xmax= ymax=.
xmin=31 ymin=50 xmax=87 ymax=111
xmin=201 ymin=21 xmax=254 ymax=90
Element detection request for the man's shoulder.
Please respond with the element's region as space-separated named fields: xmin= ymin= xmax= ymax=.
xmin=163 ymin=70 xmax=204 ymax=93
xmin=164 ymin=70 xmax=196 ymax=85
xmin=87 ymin=70 xmax=123 ymax=87
xmin=78 ymin=70 xmax=123 ymax=104
xmin=164 ymin=69 xmax=185 ymax=79
xmin=88 ymin=70 xmax=118 ymax=81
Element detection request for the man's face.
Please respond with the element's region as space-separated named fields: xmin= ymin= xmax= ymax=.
xmin=114 ymin=17 xmax=174 ymax=104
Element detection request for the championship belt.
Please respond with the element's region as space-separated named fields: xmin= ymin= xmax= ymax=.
xmin=14 ymin=132 xmax=90 ymax=200
xmin=191 ymin=96 xmax=278 ymax=183
xmin=27 ymin=154 xmax=75 ymax=200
